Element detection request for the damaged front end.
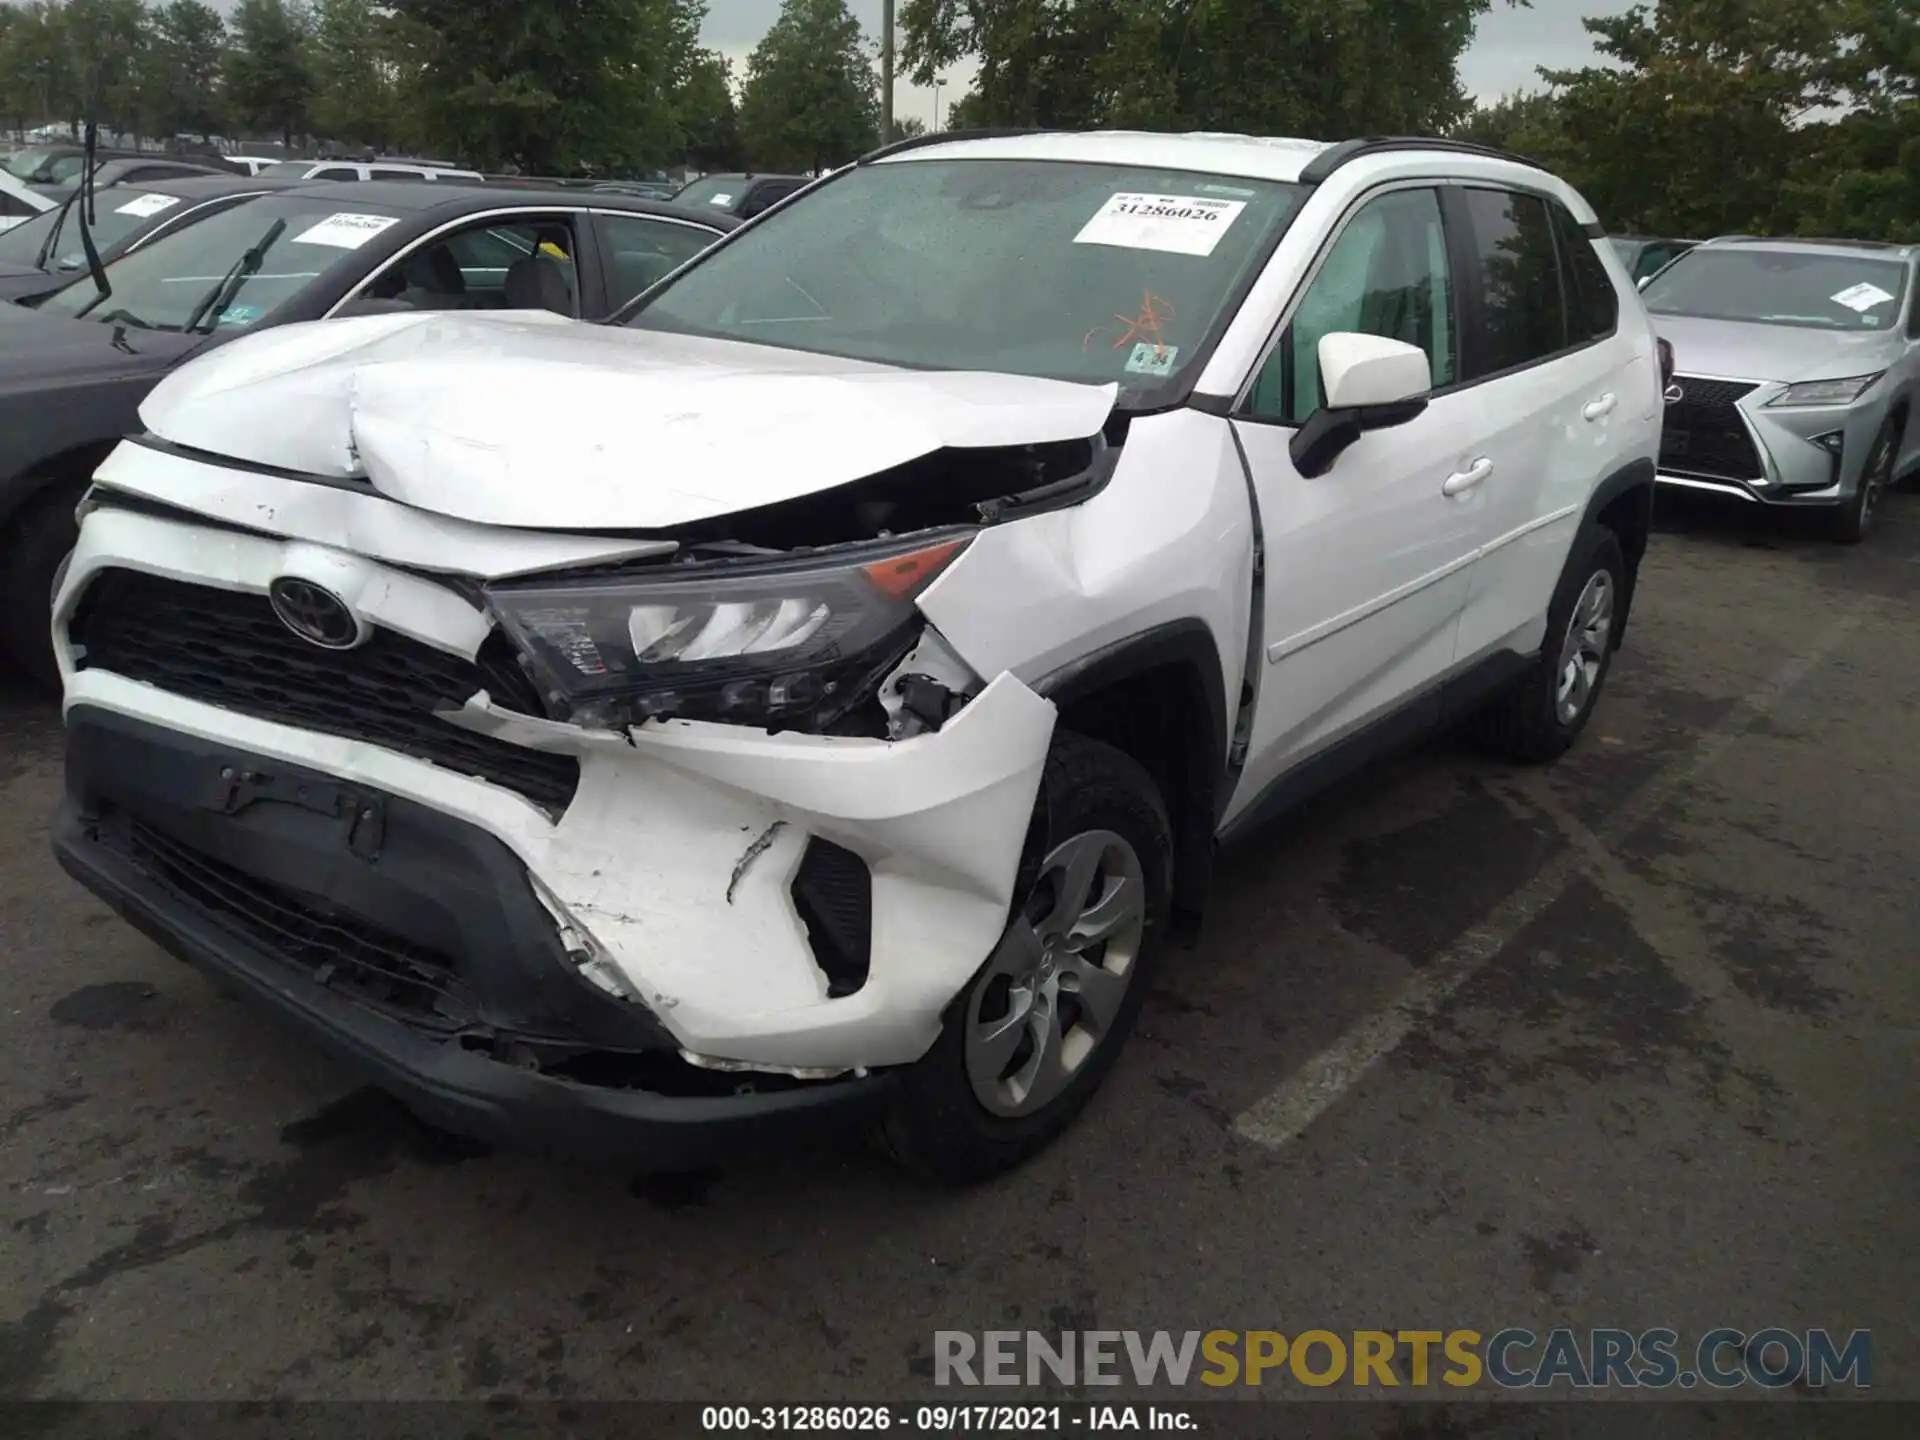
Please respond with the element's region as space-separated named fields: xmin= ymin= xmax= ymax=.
xmin=53 ymin=382 xmax=1127 ymax=1095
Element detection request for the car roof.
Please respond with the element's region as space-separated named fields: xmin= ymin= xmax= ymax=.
xmin=1699 ymin=235 xmax=1918 ymax=261
xmin=126 ymin=173 xmax=310 ymax=200
xmin=874 ymin=130 xmax=1337 ymax=183
xmin=276 ymin=178 xmax=743 ymax=227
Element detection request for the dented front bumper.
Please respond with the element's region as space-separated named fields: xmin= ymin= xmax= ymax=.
xmin=55 ymin=470 xmax=1058 ymax=1089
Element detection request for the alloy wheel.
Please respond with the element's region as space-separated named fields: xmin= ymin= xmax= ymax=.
xmin=965 ymin=829 xmax=1147 ymax=1118
xmin=1555 ymin=570 xmax=1615 ymax=726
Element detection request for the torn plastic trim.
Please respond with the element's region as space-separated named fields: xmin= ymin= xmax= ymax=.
xmin=678 ymin=1048 xmax=861 ymax=1082
xmin=525 ymin=871 xmax=649 ymax=1006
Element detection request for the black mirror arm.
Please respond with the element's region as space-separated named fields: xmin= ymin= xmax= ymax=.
xmin=1288 ymin=397 xmax=1430 ymax=477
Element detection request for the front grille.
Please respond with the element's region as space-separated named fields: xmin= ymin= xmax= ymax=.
xmin=70 ymin=569 xmax=579 ymax=813
xmin=112 ymin=813 xmax=476 ymax=1031
xmin=1661 ymin=376 xmax=1764 ymax=481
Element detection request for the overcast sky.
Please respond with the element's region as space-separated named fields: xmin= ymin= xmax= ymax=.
xmin=700 ymin=0 xmax=1639 ymax=126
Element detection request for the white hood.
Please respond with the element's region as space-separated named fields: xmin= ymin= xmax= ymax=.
xmin=138 ymin=312 xmax=1120 ymax=530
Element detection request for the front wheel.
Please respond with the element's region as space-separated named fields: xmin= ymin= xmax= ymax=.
xmin=1473 ymin=527 xmax=1626 ymax=764
xmin=1829 ymin=418 xmax=1899 ymax=545
xmin=880 ymin=731 xmax=1172 ymax=1185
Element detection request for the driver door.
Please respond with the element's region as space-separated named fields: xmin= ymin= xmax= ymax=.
xmin=1224 ymin=185 xmax=1485 ymax=824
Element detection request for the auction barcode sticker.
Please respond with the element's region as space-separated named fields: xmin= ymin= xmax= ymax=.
xmin=1075 ymin=192 xmax=1248 ymax=257
xmin=1830 ymin=282 xmax=1894 ymax=312
xmin=292 ymin=213 xmax=401 ymax=249
xmin=115 ymin=193 xmax=180 ymax=218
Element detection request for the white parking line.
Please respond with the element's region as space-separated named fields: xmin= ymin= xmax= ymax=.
xmin=1230 ymin=607 xmax=1870 ymax=1150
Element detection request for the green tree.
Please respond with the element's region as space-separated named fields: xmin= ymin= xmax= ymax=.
xmin=386 ymin=0 xmax=682 ymax=174
xmin=145 ymin=0 xmax=229 ymax=139
xmin=675 ymin=49 xmax=743 ymax=171
xmin=308 ymin=0 xmax=408 ymax=152
xmin=63 ymin=0 xmax=153 ymax=138
xmin=738 ymin=0 xmax=880 ymax=172
xmin=901 ymin=0 xmax=1509 ymax=136
xmin=0 ymin=4 xmax=78 ymax=134
xmin=888 ymin=113 xmax=926 ymax=142
xmin=225 ymin=0 xmax=314 ymax=148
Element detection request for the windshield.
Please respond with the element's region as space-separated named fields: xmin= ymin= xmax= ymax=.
xmin=631 ymin=159 xmax=1307 ymax=395
xmin=37 ymin=194 xmax=403 ymax=330
xmin=673 ymin=176 xmax=747 ymax=209
xmin=0 ymin=188 xmax=171 ymax=271
xmin=1643 ymin=248 xmax=1910 ymax=331
xmin=3 ymin=147 xmax=63 ymax=181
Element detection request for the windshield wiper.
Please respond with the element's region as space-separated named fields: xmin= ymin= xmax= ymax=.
xmin=182 ymin=217 xmax=286 ymax=335
xmin=33 ymin=187 xmax=80 ymax=271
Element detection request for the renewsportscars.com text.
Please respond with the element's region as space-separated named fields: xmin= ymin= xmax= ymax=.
xmin=933 ymin=1328 xmax=1872 ymax=1390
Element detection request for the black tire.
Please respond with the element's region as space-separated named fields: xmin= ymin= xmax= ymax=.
xmin=1829 ymin=418 xmax=1899 ymax=545
xmin=880 ymin=731 xmax=1172 ymax=1185
xmin=1473 ymin=527 xmax=1626 ymax=765
xmin=0 ymin=480 xmax=83 ymax=692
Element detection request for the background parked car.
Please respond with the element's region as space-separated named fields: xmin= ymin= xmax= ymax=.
xmin=1645 ymin=236 xmax=1918 ymax=542
xmin=0 ymin=174 xmax=300 ymax=303
xmin=0 ymin=171 xmax=55 ymax=233
xmin=0 ymin=180 xmax=738 ymax=687
xmin=256 ymin=158 xmax=484 ymax=184
xmin=672 ymin=172 xmax=813 ymax=219
xmin=9 ymin=146 xmax=228 ymax=196
xmin=1610 ymin=234 xmax=1698 ymax=285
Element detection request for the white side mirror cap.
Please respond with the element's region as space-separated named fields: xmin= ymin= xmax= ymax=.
xmin=1318 ymin=332 xmax=1432 ymax=410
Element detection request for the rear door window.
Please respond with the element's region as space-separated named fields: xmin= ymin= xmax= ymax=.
xmin=1457 ymin=187 xmax=1569 ymax=378
xmin=597 ymin=214 xmax=718 ymax=309
xmin=1549 ymin=202 xmax=1619 ymax=343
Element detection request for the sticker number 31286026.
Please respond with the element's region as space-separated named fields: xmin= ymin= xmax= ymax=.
xmin=1075 ymin=193 xmax=1248 ymax=257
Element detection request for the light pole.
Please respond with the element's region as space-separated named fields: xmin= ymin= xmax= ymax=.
xmin=881 ymin=0 xmax=895 ymax=144
xmin=933 ymin=78 xmax=947 ymax=132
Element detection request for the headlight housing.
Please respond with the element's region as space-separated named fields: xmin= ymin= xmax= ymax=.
xmin=487 ymin=534 xmax=969 ymax=731
xmin=1766 ymin=373 xmax=1884 ymax=408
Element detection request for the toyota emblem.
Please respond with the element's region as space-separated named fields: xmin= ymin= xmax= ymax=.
xmin=268 ymin=577 xmax=364 ymax=650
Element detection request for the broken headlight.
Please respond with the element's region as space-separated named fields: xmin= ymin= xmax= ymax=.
xmin=488 ymin=535 xmax=969 ymax=730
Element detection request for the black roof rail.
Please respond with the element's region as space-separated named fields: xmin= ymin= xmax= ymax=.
xmin=855 ymin=127 xmax=1046 ymax=165
xmin=1298 ymin=135 xmax=1532 ymax=184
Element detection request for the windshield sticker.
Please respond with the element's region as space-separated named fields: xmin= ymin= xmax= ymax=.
xmin=1074 ymin=193 xmax=1248 ymax=257
xmin=1085 ymin=290 xmax=1177 ymax=361
xmin=115 ymin=193 xmax=180 ymax=218
xmin=1196 ymin=183 xmax=1258 ymax=199
xmin=1125 ymin=341 xmax=1180 ymax=377
xmin=215 ymin=304 xmax=262 ymax=327
xmin=709 ymin=193 xmax=734 ymax=207
xmin=292 ymin=213 xmax=401 ymax=249
xmin=1830 ymin=282 xmax=1894 ymax=312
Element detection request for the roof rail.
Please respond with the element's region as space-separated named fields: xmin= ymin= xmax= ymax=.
xmin=1298 ymin=136 xmax=1531 ymax=185
xmin=855 ymin=127 xmax=1046 ymax=165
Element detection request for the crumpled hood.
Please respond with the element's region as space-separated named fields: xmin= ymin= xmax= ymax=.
xmin=138 ymin=311 xmax=1120 ymax=530
xmin=1652 ymin=312 xmax=1903 ymax=387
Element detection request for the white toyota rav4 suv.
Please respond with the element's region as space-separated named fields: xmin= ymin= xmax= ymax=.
xmin=54 ymin=132 xmax=1663 ymax=1182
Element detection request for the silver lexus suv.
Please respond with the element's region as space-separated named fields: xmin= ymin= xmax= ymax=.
xmin=1643 ymin=237 xmax=1919 ymax=541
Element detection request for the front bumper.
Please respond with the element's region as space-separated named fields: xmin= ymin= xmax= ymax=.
xmin=1657 ymin=373 xmax=1889 ymax=507
xmin=56 ymin=492 xmax=1058 ymax=1076
xmin=54 ymin=711 xmax=896 ymax=1167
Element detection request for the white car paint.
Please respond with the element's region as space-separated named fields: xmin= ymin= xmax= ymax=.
xmin=0 ymin=170 xmax=57 ymax=230
xmin=56 ymin=131 xmax=1659 ymax=1085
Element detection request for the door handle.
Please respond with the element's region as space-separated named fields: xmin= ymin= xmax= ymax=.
xmin=1583 ymin=393 xmax=1618 ymax=421
xmin=1442 ymin=458 xmax=1493 ymax=497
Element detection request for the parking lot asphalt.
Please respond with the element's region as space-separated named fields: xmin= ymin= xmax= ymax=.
xmin=1 ymin=492 xmax=1916 ymax=1416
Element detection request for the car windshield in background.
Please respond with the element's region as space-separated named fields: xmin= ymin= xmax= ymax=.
xmin=0 ymin=190 xmax=169 ymax=271
xmin=1642 ymin=248 xmax=1910 ymax=330
xmin=672 ymin=176 xmax=745 ymax=208
xmin=631 ymin=159 xmax=1308 ymax=394
xmin=3 ymin=146 xmax=63 ymax=182
xmin=37 ymin=194 xmax=404 ymax=331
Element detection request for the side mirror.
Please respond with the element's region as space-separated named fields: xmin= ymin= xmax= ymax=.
xmin=1289 ymin=333 xmax=1432 ymax=478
